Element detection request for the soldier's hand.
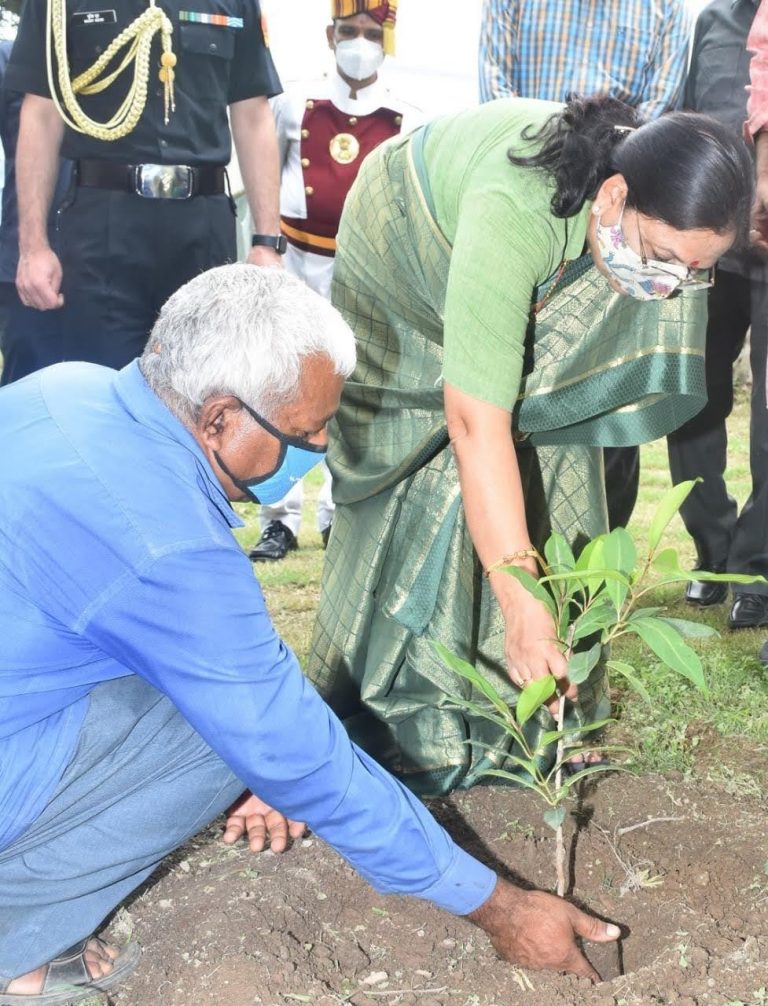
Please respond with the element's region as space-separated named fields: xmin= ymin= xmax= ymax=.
xmin=246 ymin=245 xmax=285 ymax=269
xmin=468 ymin=878 xmax=621 ymax=981
xmin=17 ymin=247 xmax=64 ymax=310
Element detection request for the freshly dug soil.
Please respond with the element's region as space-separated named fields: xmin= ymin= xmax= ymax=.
xmin=109 ymin=773 xmax=768 ymax=1006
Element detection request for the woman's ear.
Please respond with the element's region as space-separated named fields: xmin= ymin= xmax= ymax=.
xmin=592 ymin=173 xmax=629 ymax=224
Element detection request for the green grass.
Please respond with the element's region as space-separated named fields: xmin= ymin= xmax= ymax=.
xmin=244 ymin=387 xmax=768 ymax=786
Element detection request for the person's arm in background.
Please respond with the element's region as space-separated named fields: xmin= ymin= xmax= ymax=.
xmin=747 ymin=0 xmax=768 ymax=243
xmin=270 ymin=91 xmax=291 ymax=174
xmin=230 ymin=96 xmax=283 ymax=268
xmin=15 ymin=94 xmax=64 ymax=310
xmin=636 ymin=0 xmax=691 ymax=120
xmin=478 ymin=0 xmax=518 ymax=103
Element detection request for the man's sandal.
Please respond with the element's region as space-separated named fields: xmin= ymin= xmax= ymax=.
xmin=0 ymin=937 xmax=140 ymax=1006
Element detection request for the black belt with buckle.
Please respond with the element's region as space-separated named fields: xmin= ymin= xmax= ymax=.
xmin=76 ymin=160 xmax=227 ymax=199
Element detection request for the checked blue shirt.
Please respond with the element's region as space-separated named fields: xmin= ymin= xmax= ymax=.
xmin=479 ymin=0 xmax=690 ymax=120
xmin=0 ymin=361 xmax=496 ymax=915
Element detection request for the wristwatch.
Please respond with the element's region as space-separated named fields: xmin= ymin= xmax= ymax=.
xmin=251 ymin=233 xmax=288 ymax=254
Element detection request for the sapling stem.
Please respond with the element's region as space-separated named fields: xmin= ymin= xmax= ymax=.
xmin=555 ymin=690 xmax=566 ymax=898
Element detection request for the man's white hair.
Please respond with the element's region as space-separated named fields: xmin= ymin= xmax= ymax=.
xmin=140 ymin=264 xmax=357 ymax=425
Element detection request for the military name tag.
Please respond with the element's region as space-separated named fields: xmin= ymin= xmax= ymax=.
xmin=71 ymin=9 xmax=117 ymax=24
xmin=329 ymin=132 xmax=360 ymax=165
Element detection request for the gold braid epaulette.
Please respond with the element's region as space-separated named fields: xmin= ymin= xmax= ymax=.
xmin=46 ymin=0 xmax=177 ymax=141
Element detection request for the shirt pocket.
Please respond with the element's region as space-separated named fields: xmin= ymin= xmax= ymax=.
xmin=177 ymin=22 xmax=236 ymax=99
xmin=67 ymin=18 xmax=125 ymax=78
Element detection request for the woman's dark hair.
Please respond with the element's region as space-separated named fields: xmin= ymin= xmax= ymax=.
xmin=509 ymin=95 xmax=753 ymax=242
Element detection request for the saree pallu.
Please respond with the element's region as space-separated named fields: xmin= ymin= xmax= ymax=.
xmin=307 ymin=128 xmax=708 ymax=797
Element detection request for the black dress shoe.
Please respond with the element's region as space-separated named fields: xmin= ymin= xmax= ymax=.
xmin=729 ymin=592 xmax=768 ymax=629
xmin=248 ymin=521 xmax=297 ymax=562
xmin=685 ymin=562 xmax=728 ymax=606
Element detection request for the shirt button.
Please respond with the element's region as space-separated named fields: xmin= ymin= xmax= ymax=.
xmin=349 ymin=116 xmax=357 ymax=126
xmin=305 ymin=185 xmax=314 ymax=196
xmin=301 ymin=128 xmax=310 ymax=138
xmin=160 ymin=138 xmax=168 ymax=148
xmin=301 ymin=157 xmax=310 ymax=167
xmin=305 ymin=99 xmax=314 ymax=109
xmin=209 ymin=41 xmax=217 ymax=52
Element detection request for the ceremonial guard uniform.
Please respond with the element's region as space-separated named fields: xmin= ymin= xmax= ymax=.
xmin=274 ymin=73 xmax=417 ymax=299
xmin=251 ymin=0 xmax=419 ymax=560
xmin=6 ymin=0 xmax=281 ymax=372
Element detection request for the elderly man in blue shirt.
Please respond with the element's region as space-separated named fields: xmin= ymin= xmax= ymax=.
xmin=0 ymin=265 xmax=619 ymax=1000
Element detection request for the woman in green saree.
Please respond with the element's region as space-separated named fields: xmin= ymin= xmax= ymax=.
xmin=307 ymin=95 xmax=752 ymax=796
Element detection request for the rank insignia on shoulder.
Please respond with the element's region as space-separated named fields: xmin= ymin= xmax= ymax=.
xmin=178 ymin=10 xmax=244 ymax=27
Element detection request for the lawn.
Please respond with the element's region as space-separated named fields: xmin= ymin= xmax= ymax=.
xmin=234 ymin=384 xmax=768 ymax=787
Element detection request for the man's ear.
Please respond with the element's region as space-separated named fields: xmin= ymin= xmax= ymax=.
xmin=326 ymin=23 xmax=336 ymax=51
xmin=195 ymin=396 xmax=243 ymax=451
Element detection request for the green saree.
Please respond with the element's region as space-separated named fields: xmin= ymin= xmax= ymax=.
xmin=307 ymin=127 xmax=708 ymax=797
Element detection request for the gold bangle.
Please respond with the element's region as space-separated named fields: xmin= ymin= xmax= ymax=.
xmin=484 ymin=548 xmax=541 ymax=578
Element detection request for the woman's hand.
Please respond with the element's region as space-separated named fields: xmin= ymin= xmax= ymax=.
xmin=495 ymin=573 xmax=573 ymax=703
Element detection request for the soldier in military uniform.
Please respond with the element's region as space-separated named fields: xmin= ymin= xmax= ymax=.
xmin=250 ymin=0 xmax=420 ymax=562
xmin=6 ymin=0 xmax=285 ymax=375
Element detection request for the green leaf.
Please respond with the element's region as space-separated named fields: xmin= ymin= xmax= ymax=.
xmin=606 ymin=659 xmax=652 ymax=705
xmin=543 ymin=532 xmax=575 ymax=574
xmin=498 ymin=565 xmax=557 ymax=619
xmin=571 ymin=599 xmax=616 ymax=643
xmin=658 ymin=617 xmax=720 ymax=639
xmin=648 ymin=480 xmax=698 ymax=554
xmin=543 ymin=806 xmax=566 ymax=831
xmin=573 ymin=537 xmax=607 ymax=596
xmin=628 ymin=606 xmax=664 ymax=621
xmin=479 ymin=768 xmax=552 ymax=801
xmin=540 ymin=718 xmax=615 ymax=748
xmin=432 ymin=641 xmax=510 ymax=716
xmin=602 ymin=526 xmax=636 ymax=611
xmin=651 ymin=550 xmax=764 ymax=587
xmin=626 ymin=616 xmax=708 ymax=694
xmin=567 ymin=642 xmax=602 ymax=685
xmin=560 ymin=762 xmax=631 ymax=793
xmin=652 ymin=546 xmax=682 ymax=574
xmin=603 ymin=526 xmax=637 ymax=576
xmin=516 ymin=675 xmax=557 ymax=726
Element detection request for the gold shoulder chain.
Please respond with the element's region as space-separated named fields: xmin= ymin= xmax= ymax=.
xmin=45 ymin=0 xmax=177 ymax=140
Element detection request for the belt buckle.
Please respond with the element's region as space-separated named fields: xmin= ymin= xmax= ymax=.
xmin=134 ymin=164 xmax=193 ymax=199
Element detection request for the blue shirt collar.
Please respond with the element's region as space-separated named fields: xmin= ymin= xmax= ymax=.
xmin=113 ymin=361 xmax=244 ymax=529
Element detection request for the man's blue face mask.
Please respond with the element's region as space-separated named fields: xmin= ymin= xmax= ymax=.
xmin=215 ymin=400 xmax=326 ymax=505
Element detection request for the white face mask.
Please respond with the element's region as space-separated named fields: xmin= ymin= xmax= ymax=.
xmin=594 ymin=204 xmax=712 ymax=301
xmin=335 ymin=37 xmax=385 ymax=81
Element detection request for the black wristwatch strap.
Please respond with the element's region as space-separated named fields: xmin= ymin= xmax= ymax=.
xmin=251 ymin=233 xmax=287 ymax=254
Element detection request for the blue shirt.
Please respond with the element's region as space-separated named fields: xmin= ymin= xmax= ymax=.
xmin=478 ymin=0 xmax=690 ymax=121
xmin=0 ymin=362 xmax=496 ymax=914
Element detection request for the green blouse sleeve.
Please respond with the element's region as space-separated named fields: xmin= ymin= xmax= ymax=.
xmin=441 ymin=186 xmax=567 ymax=412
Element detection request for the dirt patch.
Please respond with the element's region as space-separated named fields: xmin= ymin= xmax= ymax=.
xmin=109 ymin=773 xmax=768 ymax=1006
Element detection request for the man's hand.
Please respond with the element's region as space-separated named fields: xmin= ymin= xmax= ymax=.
xmin=16 ymin=248 xmax=64 ymax=310
xmin=469 ymin=878 xmax=621 ymax=981
xmin=246 ymin=244 xmax=285 ymax=268
xmin=221 ymin=791 xmax=306 ymax=853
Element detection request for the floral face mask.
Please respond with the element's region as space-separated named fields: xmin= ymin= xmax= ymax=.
xmin=594 ymin=204 xmax=713 ymax=301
